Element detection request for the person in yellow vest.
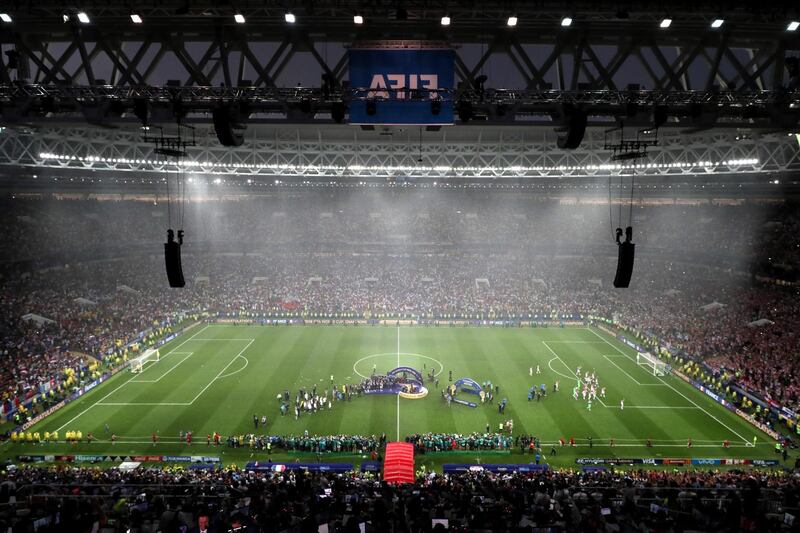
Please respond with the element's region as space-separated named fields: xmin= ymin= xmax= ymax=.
xmin=25 ymin=432 xmax=33 ymax=443
xmin=10 ymin=432 xmax=17 ymax=443
xmin=44 ymin=431 xmax=50 ymax=442
xmin=66 ymin=430 xmax=73 ymax=442
xmin=52 ymin=431 xmax=58 ymax=442
xmin=33 ymin=432 xmax=40 ymax=443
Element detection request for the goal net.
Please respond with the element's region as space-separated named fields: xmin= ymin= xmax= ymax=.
xmin=636 ymin=352 xmax=668 ymax=376
xmin=130 ymin=348 xmax=159 ymax=373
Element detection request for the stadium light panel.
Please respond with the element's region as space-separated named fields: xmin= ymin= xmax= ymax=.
xmin=788 ymin=21 xmax=800 ymax=32
xmin=660 ymin=18 xmax=672 ymax=28
xmin=285 ymin=12 xmax=296 ymax=23
xmin=561 ymin=17 xmax=572 ymax=27
xmin=441 ymin=15 xmax=451 ymax=26
xmin=711 ymin=19 xmax=724 ymax=28
xmin=130 ymin=13 xmax=142 ymax=23
xmin=354 ymin=14 xmax=363 ymax=24
xmin=234 ymin=13 xmax=245 ymax=23
xmin=77 ymin=12 xmax=90 ymax=23
xmin=0 ymin=13 xmax=12 ymax=23
xmin=507 ymin=16 xmax=518 ymax=27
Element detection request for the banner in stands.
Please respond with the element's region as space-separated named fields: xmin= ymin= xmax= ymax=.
xmin=576 ymin=458 xmax=642 ymax=466
xmin=16 ymin=454 xmax=220 ymax=464
xmin=349 ymin=45 xmax=454 ymax=125
xmin=443 ymin=464 xmax=549 ymax=473
xmin=245 ymin=462 xmax=353 ymax=473
xmin=360 ymin=461 xmax=382 ymax=472
xmin=576 ymin=457 xmax=779 ymax=466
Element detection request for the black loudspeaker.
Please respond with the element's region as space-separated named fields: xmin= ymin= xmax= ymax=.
xmin=614 ymin=241 xmax=635 ymax=288
xmin=331 ymin=102 xmax=346 ymax=123
xmin=555 ymin=105 xmax=588 ymax=149
xmin=164 ymin=231 xmax=185 ymax=288
xmin=212 ymin=105 xmax=245 ymax=147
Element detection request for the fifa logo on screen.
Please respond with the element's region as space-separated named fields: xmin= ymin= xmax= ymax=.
xmin=368 ymin=74 xmax=439 ymax=99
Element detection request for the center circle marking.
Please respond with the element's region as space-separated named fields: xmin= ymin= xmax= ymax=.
xmin=352 ymin=352 xmax=444 ymax=379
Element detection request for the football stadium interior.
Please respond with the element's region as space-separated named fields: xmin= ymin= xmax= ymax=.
xmin=1 ymin=0 xmax=800 ymax=531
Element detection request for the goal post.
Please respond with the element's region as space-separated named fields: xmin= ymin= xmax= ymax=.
xmin=636 ymin=351 xmax=668 ymax=376
xmin=130 ymin=348 xmax=159 ymax=373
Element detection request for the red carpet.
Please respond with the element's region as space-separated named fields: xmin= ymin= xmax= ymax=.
xmin=383 ymin=442 xmax=415 ymax=484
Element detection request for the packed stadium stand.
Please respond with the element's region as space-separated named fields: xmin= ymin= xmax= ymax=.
xmin=1 ymin=196 xmax=798 ymax=422
xmin=3 ymin=0 xmax=800 ymax=530
xmin=1 ymin=467 xmax=799 ymax=532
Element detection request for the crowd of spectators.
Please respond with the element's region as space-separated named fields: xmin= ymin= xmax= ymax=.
xmin=0 ymin=195 xmax=798 ymax=429
xmin=405 ymin=432 xmax=515 ymax=452
xmin=0 ymin=464 xmax=798 ymax=532
xmin=226 ymin=433 xmax=384 ymax=454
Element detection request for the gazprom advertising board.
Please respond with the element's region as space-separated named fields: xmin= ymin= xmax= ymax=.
xmin=348 ymin=44 xmax=454 ymax=125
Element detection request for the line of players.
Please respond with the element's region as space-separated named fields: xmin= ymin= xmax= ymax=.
xmin=571 ymin=366 xmax=618 ymax=412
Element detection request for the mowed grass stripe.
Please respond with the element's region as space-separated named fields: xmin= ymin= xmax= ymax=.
xmin=411 ymin=328 xmax=466 ymax=436
xmin=102 ymin=338 xmax=244 ymax=405
xmin=32 ymin=324 xmax=213 ymax=435
xmin=543 ymin=341 xmax=688 ymax=442
xmin=589 ymin=327 xmax=755 ymax=444
xmin=21 ymin=325 xmax=770 ymax=463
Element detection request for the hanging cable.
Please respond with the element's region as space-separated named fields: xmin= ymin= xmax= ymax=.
xmin=618 ymin=174 xmax=623 ymax=231
xmin=166 ymin=162 xmax=172 ymax=230
xmin=629 ymin=168 xmax=635 ymax=227
xmin=608 ymin=175 xmax=615 ymax=242
xmin=176 ymin=154 xmax=186 ymax=231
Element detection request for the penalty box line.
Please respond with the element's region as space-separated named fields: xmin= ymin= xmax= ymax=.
xmin=130 ymin=352 xmax=195 ymax=384
xmin=543 ymin=342 xmax=608 ymax=406
xmin=601 ymin=355 xmax=667 ymax=387
xmin=96 ymin=402 xmax=190 ymax=406
xmin=588 ymin=328 xmax=751 ymax=445
xmin=53 ymin=324 xmax=212 ymax=432
xmin=187 ymin=339 xmax=255 ymax=405
xmin=190 ymin=338 xmax=257 ymax=341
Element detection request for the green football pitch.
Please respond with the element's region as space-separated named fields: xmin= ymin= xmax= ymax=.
xmin=5 ymin=324 xmax=781 ymax=468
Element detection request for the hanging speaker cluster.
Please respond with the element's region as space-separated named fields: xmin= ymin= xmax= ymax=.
xmin=164 ymin=229 xmax=185 ymax=288
xmin=212 ymin=103 xmax=249 ymax=147
xmin=554 ymin=104 xmax=588 ymax=149
xmin=613 ymin=227 xmax=635 ymax=288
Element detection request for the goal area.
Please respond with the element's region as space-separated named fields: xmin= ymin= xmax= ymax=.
xmin=130 ymin=348 xmax=159 ymax=373
xmin=636 ymin=352 xmax=668 ymax=376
